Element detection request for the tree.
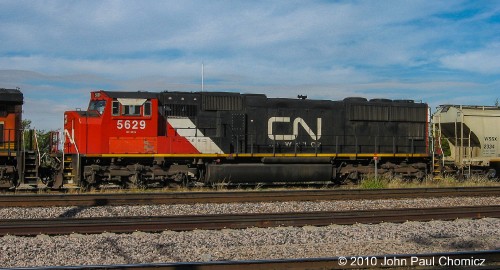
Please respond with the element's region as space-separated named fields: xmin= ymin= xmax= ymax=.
xmin=441 ymin=138 xmax=451 ymax=157
xmin=21 ymin=119 xmax=32 ymax=130
xmin=21 ymin=119 xmax=57 ymax=154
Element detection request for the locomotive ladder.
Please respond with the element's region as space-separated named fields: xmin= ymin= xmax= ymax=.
xmin=21 ymin=150 xmax=38 ymax=185
xmin=433 ymin=109 xmax=473 ymax=179
xmin=19 ymin=129 xmax=39 ymax=186
xmin=432 ymin=115 xmax=444 ymax=180
xmin=456 ymin=108 xmax=472 ymax=178
xmin=62 ymin=155 xmax=75 ymax=184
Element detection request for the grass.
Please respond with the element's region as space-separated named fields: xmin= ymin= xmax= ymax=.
xmin=359 ymin=176 xmax=387 ymax=189
xmin=357 ymin=174 xmax=500 ymax=189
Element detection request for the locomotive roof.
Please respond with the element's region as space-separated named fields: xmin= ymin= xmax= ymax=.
xmin=97 ymin=90 xmax=426 ymax=109
xmin=438 ymin=104 xmax=500 ymax=111
xmin=0 ymin=88 xmax=23 ymax=104
xmin=101 ymin=91 xmax=158 ymax=99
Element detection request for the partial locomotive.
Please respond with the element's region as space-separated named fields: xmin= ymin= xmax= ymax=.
xmin=0 ymin=88 xmax=45 ymax=188
xmin=60 ymin=90 xmax=430 ymax=189
xmin=0 ymin=88 xmax=23 ymax=187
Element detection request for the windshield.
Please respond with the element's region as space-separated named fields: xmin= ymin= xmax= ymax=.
xmin=88 ymin=100 xmax=106 ymax=115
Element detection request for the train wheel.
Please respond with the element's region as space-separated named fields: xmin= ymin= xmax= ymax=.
xmin=127 ymin=174 xmax=147 ymax=189
xmin=415 ymin=171 xmax=426 ymax=181
xmin=169 ymin=172 xmax=189 ymax=187
xmin=383 ymin=170 xmax=394 ymax=180
xmin=486 ymin=169 xmax=497 ymax=180
xmin=81 ymin=180 xmax=96 ymax=191
xmin=12 ymin=169 xmax=19 ymax=189
xmin=347 ymin=171 xmax=361 ymax=184
xmin=81 ymin=173 xmax=99 ymax=191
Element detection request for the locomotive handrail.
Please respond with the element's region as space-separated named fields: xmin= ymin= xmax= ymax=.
xmin=64 ymin=128 xmax=80 ymax=183
xmin=33 ymin=128 xmax=41 ymax=166
xmin=258 ymin=134 xmax=428 ymax=156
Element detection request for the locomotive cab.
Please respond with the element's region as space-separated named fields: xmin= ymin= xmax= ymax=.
xmin=63 ymin=90 xmax=165 ymax=187
xmin=64 ymin=90 xmax=159 ymax=155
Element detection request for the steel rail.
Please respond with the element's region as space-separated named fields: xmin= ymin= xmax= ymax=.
xmin=8 ymin=250 xmax=500 ymax=269
xmin=0 ymin=205 xmax=498 ymax=236
xmin=1 ymin=186 xmax=500 ymax=208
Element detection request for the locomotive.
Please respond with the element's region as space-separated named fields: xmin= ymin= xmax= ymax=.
xmin=59 ymin=90 xmax=430 ymax=189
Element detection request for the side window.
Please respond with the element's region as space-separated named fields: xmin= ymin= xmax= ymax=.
xmin=122 ymin=105 xmax=141 ymax=116
xmin=112 ymin=101 xmax=120 ymax=116
xmin=144 ymin=101 xmax=151 ymax=116
xmin=113 ymin=98 xmax=151 ymax=116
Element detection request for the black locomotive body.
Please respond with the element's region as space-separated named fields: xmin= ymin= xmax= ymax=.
xmin=154 ymin=91 xmax=430 ymax=184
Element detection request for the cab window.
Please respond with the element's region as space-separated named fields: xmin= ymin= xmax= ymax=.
xmin=88 ymin=100 xmax=106 ymax=115
xmin=144 ymin=101 xmax=151 ymax=116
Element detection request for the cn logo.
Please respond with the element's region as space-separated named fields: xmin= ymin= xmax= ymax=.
xmin=268 ymin=117 xmax=322 ymax=140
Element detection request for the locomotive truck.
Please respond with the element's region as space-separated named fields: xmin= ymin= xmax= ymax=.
xmin=59 ymin=90 xmax=430 ymax=189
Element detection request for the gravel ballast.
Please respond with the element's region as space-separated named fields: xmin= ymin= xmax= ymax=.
xmin=0 ymin=197 xmax=499 ymax=267
xmin=0 ymin=196 xmax=499 ymax=219
xmin=0 ymin=218 xmax=499 ymax=267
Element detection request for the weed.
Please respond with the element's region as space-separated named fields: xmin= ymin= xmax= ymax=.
xmin=360 ymin=176 xmax=387 ymax=189
xmin=356 ymin=173 xmax=500 ymax=190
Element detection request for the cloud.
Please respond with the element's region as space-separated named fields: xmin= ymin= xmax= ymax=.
xmin=440 ymin=43 xmax=500 ymax=74
xmin=0 ymin=1 xmax=468 ymax=64
xmin=1 ymin=1 xmax=500 ymax=131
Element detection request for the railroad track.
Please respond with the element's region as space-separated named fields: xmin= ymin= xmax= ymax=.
xmin=12 ymin=250 xmax=500 ymax=269
xmin=1 ymin=186 xmax=500 ymax=207
xmin=1 ymin=205 xmax=498 ymax=236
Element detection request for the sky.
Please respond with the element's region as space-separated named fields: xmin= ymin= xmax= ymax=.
xmin=1 ymin=0 xmax=499 ymax=131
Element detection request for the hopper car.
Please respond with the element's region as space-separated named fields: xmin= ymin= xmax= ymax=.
xmin=433 ymin=105 xmax=500 ymax=178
